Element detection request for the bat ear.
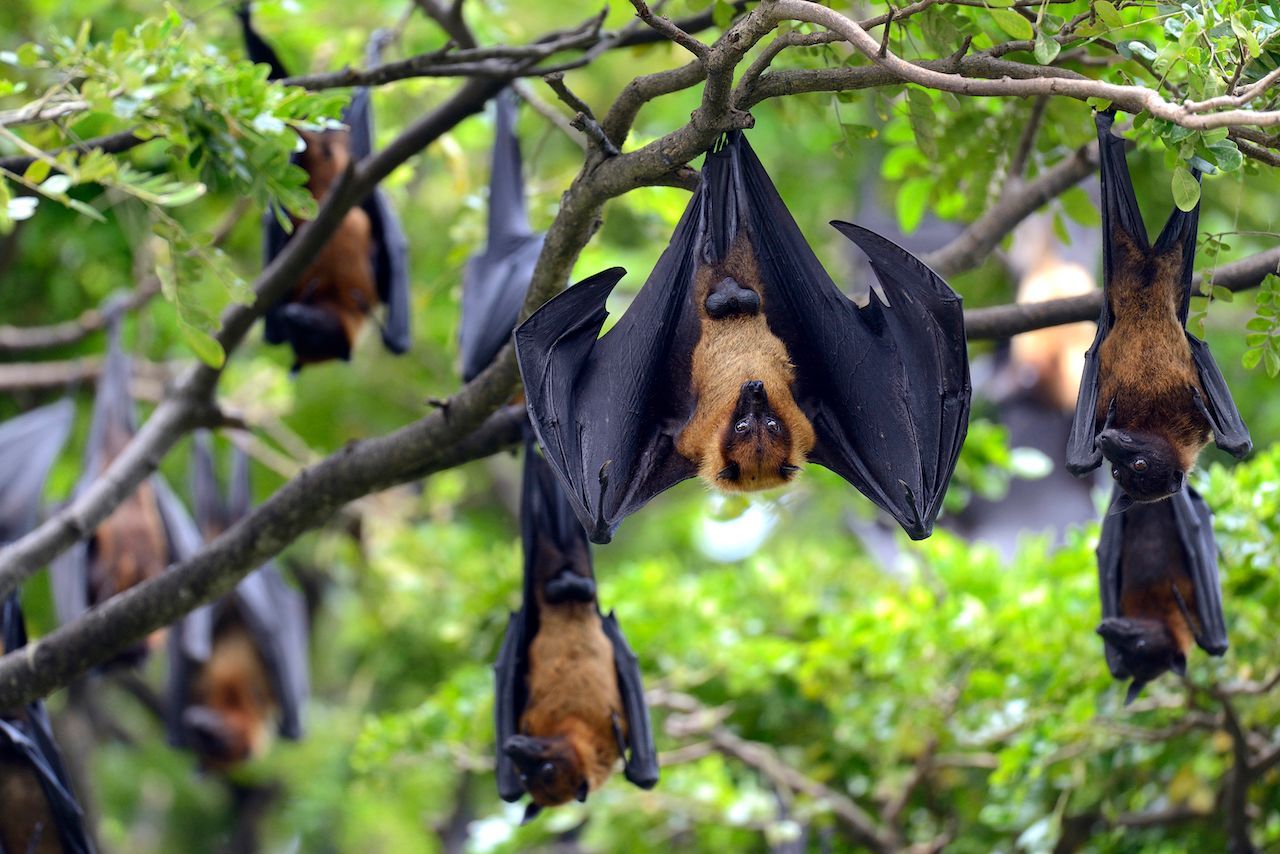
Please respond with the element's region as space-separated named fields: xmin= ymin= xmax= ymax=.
xmin=522 ymin=802 xmax=543 ymax=824
xmin=1108 ymin=493 xmax=1135 ymax=516
xmin=1124 ymin=680 xmax=1146 ymax=706
xmin=1170 ymin=653 xmax=1188 ymax=677
xmin=575 ymin=780 xmax=589 ymax=803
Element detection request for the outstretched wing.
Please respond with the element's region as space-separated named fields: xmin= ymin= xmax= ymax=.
xmin=601 ymin=612 xmax=659 ymax=789
xmin=1172 ymin=486 xmax=1228 ymax=656
xmin=516 ymin=266 xmax=698 ymax=544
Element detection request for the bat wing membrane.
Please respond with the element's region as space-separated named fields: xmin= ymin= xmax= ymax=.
xmin=1095 ymin=486 xmax=1129 ymax=679
xmin=1173 ymin=486 xmax=1228 ymax=655
xmin=0 ymin=399 xmax=74 ymax=544
xmin=601 ymin=612 xmax=659 ymax=789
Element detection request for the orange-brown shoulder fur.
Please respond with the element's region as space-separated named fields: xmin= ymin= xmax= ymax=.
xmin=0 ymin=751 xmax=60 ymax=854
xmin=91 ymin=425 xmax=168 ymax=656
xmin=1096 ymin=229 xmax=1211 ymax=470
xmin=519 ymin=572 xmax=624 ymax=805
xmin=676 ymin=236 xmax=815 ymax=491
xmin=1010 ymin=258 xmax=1097 ymax=412
xmin=190 ymin=618 xmax=279 ymax=770
xmin=290 ymin=128 xmax=377 ymax=362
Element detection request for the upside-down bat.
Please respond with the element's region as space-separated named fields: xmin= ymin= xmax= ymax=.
xmin=515 ymin=132 xmax=971 ymax=544
xmin=165 ymin=431 xmax=308 ymax=770
xmin=1096 ymin=484 xmax=1226 ymax=703
xmin=494 ymin=433 xmax=658 ymax=820
xmin=1067 ymin=110 xmax=1250 ymax=509
xmin=238 ymin=5 xmax=411 ymax=371
xmin=458 ymin=88 xmax=545 ymax=381
xmin=0 ymin=403 xmax=92 ymax=853
xmin=1 ymin=598 xmax=95 ymax=854
xmin=50 ymin=327 xmax=203 ymax=666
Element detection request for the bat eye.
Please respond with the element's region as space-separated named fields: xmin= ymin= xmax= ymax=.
xmin=765 ymin=418 xmax=779 ymax=432
xmin=1132 ymin=459 xmax=1148 ymax=472
xmin=734 ymin=419 xmax=749 ymax=434
xmin=1110 ymin=467 xmax=1119 ymax=480
xmin=538 ymin=761 xmax=556 ymax=782
xmin=1136 ymin=639 xmax=1146 ymax=649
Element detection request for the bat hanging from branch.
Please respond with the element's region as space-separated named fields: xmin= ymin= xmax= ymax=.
xmin=516 ymin=131 xmax=971 ymax=544
xmin=1095 ymin=484 xmax=1227 ymax=704
xmin=0 ymin=403 xmax=93 ymax=854
xmin=458 ymin=88 xmax=545 ymax=382
xmin=238 ymin=5 xmax=411 ymax=372
xmin=493 ymin=431 xmax=659 ymax=822
xmin=1067 ymin=110 xmax=1250 ymax=511
xmin=166 ymin=430 xmax=309 ymax=770
xmin=50 ymin=325 xmax=204 ymax=668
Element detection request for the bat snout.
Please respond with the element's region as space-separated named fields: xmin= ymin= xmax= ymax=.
xmin=1096 ymin=429 xmax=1127 ymax=454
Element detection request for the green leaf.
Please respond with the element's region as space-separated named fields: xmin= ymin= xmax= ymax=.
xmin=1095 ymin=0 xmax=1124 ymax=30
xmin=713 ymin=0 xmax=736 ymax=29
xmin=1060 ymin=187 xmax=1101 ymax=226
xmin=907 ymin=88 xmax=939 ymax=160
xmin=1034 ymin=30 xmax=1061 ymax=64
xmin=1243 ymin=347 xmax=1264 ymax=370
xmin=1265 ymin=346 xmax=1280 ymax=377
xmin=990 ymin=8 xmax=1035 ymax=39
xmin=22 ymin=160 xmax=51 ymax=183
xmin=179 ymin=321 xmax=226 ymax=368
xmin=1171 ymin=165 xmax=1201 ymax=211
xmin=896 ymin=177 xmax=932 ymax=233
xmin=1211 ymin=285 xmax=1234 ymax=303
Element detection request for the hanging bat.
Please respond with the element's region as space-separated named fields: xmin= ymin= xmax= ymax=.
xmin=1067 ymin=110 xmax=1250 ymax=510
xmin=50 ymin=326 xmax=203 ymax=667
xmin=458 ymin=88 xmax=545 ymax=381
xmin=493 ymin=432 xmax=658 ymax=821
xmin=1 ymin=597 xmax=95 ymax=854
xmin=1095 ymin=484 xmax=1226 ymax=704
xmin=0 ymin=399 xmax=75 ymax=545
xmin=239 ymin=5 xmax=411 ymax=371
xmin=166 ymin=431 xmax=309 ymax=770
xmin=515 ymin=132 xmax=971 ymax=544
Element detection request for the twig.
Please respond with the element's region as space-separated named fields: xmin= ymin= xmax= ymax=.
xmin=512 ymin=79 xmax=587 ymax=151
xmin=629 ymin=0 xmax=711 ymax=60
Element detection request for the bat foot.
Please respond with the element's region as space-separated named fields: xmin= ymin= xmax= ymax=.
xmin=544 ymin=571 xmax=596 ymax=604
xmin=705 ymin=276 xmax=760 ymax=319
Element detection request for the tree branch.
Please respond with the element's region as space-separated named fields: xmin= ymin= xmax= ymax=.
xmin=0 ymin=279 xmax=160 ymax=352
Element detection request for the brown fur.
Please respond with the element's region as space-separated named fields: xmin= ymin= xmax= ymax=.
xmin=1011 ymin=258 xmax=1096 ymax=412
xmin=676 ymin=237 xmax=816 ymax=490
xmin=1096 ymin=229 xmax=1211 ymax=470
xmin=288 ymin=128 xmax=378 ymax=364
xmin=0 ymin=752 xmax=61 ymax=854
xmin=519 ymin=591 xmax=624 ymax=806
xmin=89 ymin=425 xmax=168 ymax=656
xmin=189 ymin=618 xmax=279 ymax=771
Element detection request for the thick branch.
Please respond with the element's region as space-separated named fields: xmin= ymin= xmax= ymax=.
xmin=0 ymin=279 xmax=160 ymax=352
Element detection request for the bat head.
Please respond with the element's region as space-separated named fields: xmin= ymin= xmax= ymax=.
xmin=715 ymin=381 xmax=804 ymax=492
xmin=1097 ymin=616 xmax=1187 ymax=701
xmin=277 ymin=303 xmax=355 ymax=370
xmin=503 ymin=734 xmax=590 ymax=808
xmin=186 ymin=621 xmax=279 ymax=770
xmin=297 ymin=128 xmax=353 ymax=198
xmin=1097 ymin=428 xmax=1184 ymax=503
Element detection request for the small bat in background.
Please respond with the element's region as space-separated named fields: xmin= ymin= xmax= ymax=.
xmin=1096 ymin=484 xmax=1227 ymax=704
xmin=494 ymin=432 xmax=658 ymax=822
xmin=1 ymin=598 xmax=95 ymax=854
xmin=238 ymin=5 xmax=411 ymax=371
xmin=1067 ymin=110 xmax=1250 ymax=510
xmin=0 ymin=399 xmax=74 ymax=544
xmin=50 ymin=326 xmax=204 ymax=667
xmin=458 ymin=88 xmax=545 ymax=381
xmin=166 ymin=431 xmax=309 ymax=770
xmin=516 ymin=131 xmax=971 ymax=544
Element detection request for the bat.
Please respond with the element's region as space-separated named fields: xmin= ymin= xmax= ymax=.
xmin=458 ymin=88 xmax=545 ymax=381
xmin=1067 ymin=110 xmax=1250 ymax=510
xmin=1095 ymin=484 xmax=1226 ymax=703
xmin=166 ymin=431 xmax=309 ymax=769
xmin=1 ymin=598 xmax=95 ymax=854
xmin=50 ymin=327 xmax=204 ymax=666
xmin=239 ymin=6 xmax=411 ymax=371
xmin=493 ymin=432 xmax=658 ymax=821
xmin=0 ymin=399 xmax=75 ymax=544
xmin=515 ymin=132 xmax=971 ymax=544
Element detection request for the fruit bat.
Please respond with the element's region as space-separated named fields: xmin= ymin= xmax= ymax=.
xmin=49 ymin=327 xmax=203 ymax=666
xmin=165 ymin=431 xmax=308 ymax=770
xmin=238 ymin=5 xmax=411 ymax=370
xmin=1067 ymin=110 xmax=1250 ymax=508
xmin=458 ymin=89 xmax=545 ymax=381
xmin=515 ymin=132 xmax=971 ymax=544
xmin=0 ymin=399 xmax=74 ymax=544
xmin=493 ymin=433 xmax=658 ymax=820
xmin=1095 ymin=484 xmax=1226 ymax=704
xmin=1 ymin=598 xmax=95 ymax=854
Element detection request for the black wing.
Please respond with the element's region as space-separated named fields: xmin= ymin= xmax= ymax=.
xmin=235 ymin=563 xmax=310 ymax=739
xmin=0 ymin=399 xmax=74 ymax=544
xmin=493 ymin=605 xmax=528 ymax=802
xmin=600 ymin=612 xmax=659 ymax=789
xmin=1172 ymin=486 xmax=1228 ymax=655
xmin=236 ymin=3 xmax=289 ymax=80
xmin=190 ymin=430 xmax=227 ymax=539
xmin=461 ymin=89 xmax=544 ymax=381
xmin=1095 ymin=486 xmax=1129 ymax=679
xmin=1 ymin=598 xmax=95 ymax=854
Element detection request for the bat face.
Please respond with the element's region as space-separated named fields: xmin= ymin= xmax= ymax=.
xmin=184 ymin=621 xmax=279 ymax=770
xmin=1096 ymin=616 xmax=1187 ymax=696
xmin=1099 ymin=428 xmax=1184 ymax=502
xmin=716 ymin=380 xmax=802 ymax=490
xmin=503 ymin=733 xmax=589 ymax=808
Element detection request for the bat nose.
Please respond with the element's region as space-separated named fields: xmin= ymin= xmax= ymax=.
xmin=742 ymin=380 xmax=765 ymax=399
xmin=1097 ymin=429 xmax=1123 ymax=454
